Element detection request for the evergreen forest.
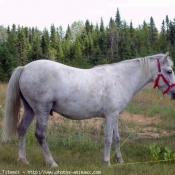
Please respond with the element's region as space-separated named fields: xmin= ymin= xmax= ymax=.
xmin=0 ymin=9 xmax=175 ymax=81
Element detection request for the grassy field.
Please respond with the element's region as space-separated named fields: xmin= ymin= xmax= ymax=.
xmin=1 ymin=83 xmax=175 ymax=175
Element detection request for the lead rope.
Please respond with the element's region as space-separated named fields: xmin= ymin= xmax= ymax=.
xmin=110 ymin=95 xmax=164 ymax=164
xmin=112 ymin=158 xmax=175 ymax=166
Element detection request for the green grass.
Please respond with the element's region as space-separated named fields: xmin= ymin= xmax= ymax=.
xmin=1 ymin=123 xmax=175 ymax=175
xmin=1 ymin=120 xmax=175 ymax=175
xmin=126 ymin=84 xmax=175 ymax=132
xmin=0 ymin=82 xmax=7 ymax=105
xmin=0 ymin=108 xmax=3 ymax=119
xmin=1 ymin=83 xmax=175 ymax=174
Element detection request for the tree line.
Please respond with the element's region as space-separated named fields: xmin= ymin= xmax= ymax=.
xmin=0 ymin=8 xmax=175 ymax=81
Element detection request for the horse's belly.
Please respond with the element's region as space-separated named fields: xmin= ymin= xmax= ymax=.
xmin=52 ymin=101 xmax=103 ymax=120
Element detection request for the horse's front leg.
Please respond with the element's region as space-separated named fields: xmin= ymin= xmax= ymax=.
xmin=104 ymin=113 xmax=118 ymax=165
xmin=113 ymin=117 xmax=124 ymax=164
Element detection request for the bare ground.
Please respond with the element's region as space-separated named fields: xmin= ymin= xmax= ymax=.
xmin=47 ymin=110 xmax=173 ymax=139
xmin=119 ymin=111 xmax=170 ymax=138
xmin=0 ymin=105 xmax=174 ymax=139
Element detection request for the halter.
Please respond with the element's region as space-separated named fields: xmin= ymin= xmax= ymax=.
xmin=153 ymin=58 xmax=175 ymax=95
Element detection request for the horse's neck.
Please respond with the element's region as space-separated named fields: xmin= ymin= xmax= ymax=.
xmin=115 ymin=60 xmax=153 ymax=95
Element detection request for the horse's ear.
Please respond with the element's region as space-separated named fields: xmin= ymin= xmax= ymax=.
xmin=161 ymin=52 xmax=169 ymax=64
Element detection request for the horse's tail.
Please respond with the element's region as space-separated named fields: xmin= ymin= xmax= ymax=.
xmin=2 ymin=66 xmax=24 ymax=142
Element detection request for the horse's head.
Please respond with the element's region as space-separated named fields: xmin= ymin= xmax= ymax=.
xmin=152 ymin=52 xmax=175 ymax=99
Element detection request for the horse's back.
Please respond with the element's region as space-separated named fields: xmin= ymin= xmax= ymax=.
xmin=19 ymin=60 xmax=82 ymax=98
xmin=20 ymin=59 xmax=109 ymax=88
xmin=18 ymin=60 xmax=108 ymax=118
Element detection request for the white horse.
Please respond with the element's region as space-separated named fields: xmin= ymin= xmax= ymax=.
xmin=2 ymin=53 xmax=175 ymax=167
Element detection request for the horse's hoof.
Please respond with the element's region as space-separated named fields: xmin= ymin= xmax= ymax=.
xmin=103 ymin=161 xmax=113 ymax=168
xmin=46 ymin=160 xmax=58 ymax=168
xmin=18 ymin=157 xmax=29 ymax=165
xmin=119 ymin=160 xmax=124 ymax=164
xmin=103 ymin=161 xmax=111 ymax=166
xmin=116 ymin=158 xmax=124 ymax=164
xmin=50 ymin=162 xmax=58 ymax=168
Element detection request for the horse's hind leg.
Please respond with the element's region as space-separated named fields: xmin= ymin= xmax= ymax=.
xmin=113 ymin=117 xmax=124 ymax=163
xmin=18 ymin=99 xmax=34 ymax=164
xmin=35 ymin=105 xmax=58 ymax=168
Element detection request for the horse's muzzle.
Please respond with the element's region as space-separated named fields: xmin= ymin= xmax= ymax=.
xmin=171 ymin=92 xmax=175 ymax=100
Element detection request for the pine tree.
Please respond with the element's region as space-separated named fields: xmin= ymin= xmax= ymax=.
xmin=99 ymin=18 xmax=106 ymax=54
xmin=100 ymin=17 xmax=105 ymax=33
xmin=55 ymin=28 xmax=64 ymax=62
xmin=165 ymin=15 xmax=170 ymax=42
xmin=0 ymin=43 xmax=13 ymax=81
xmin=50 ymin=25 xmax=61 ymax=60
xmin=0 ymin=26 xmax=7 ymax=43
xmin=41 ymin=28 xmax=50 ymax=59
xmin=55 ymin=40 xmax=64 ymax=61
xmin=65 ymin=25 xmax=71 ymax=41
xmin=92 ymin=23 xmax=100 ymax=47
xmin=142 ymin=21 xmax=150 ymax=54
xmin=88 ymin=34 xmax=93 ymax=56
xmin=57 ymin=26 xmax=64 ymax=41
xmin=161 ymin=20 xmax=166 ymax=38
xmin=28 ymin=28 xmax=33 ymax=44
xmin=85 ymin=20 xmax=91 ymax=34
xmin=129 ymin=21 xmax=136 ymax=58
xmin=90 ymin=22 xmax=94 ymax=34
xmin=169 ymin=21 xmax=175 ymax=46
xmin=166 ymin=15 xmax=170 ymax=31
xmin=72 ymin=38 xmax=90 ymax=68
xmin=149 ymin=17 xmax=157 ymax=43
xmin=50 ymin=24 xmax=57 ymax=49
xmin=134 ymin=21 xmax=150 ymax=56
xmin=129 ymin=21 xmax=134 ymax=38
xmin=107 ymin=18 xmax=119 ymax=59
xmin=168 ymin=19 xmax=175 ymax=60
xmin=109 ymin=17 xmax=115 ymax=29
xmin=83 ymin=33 xmax=93 ymax=58
xmin=28 ymin=36 xmax=42 ymax=61
xmin=17 ymin=27 xmax=27 ymax=65
xmin=115 ymin=8 xmax=121 ymax=27
xmin=6 ymin=24 xmax=19 ymax=69
xmin=158 ymin=20 xmax=168 ymax=53
xmin=0 ymin=25 xmax=18 ymax=80
xmin=23 ymin=27 xmax=29 ymax=42
xmin=149 ymin=17 xmax=158 ymax=53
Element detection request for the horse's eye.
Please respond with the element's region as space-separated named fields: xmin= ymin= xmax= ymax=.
xmin=167 ymin=70 xmax=172 ymax=74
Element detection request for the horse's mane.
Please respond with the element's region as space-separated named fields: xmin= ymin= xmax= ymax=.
xmin=117 ymin=53 xmax=172 ymax=64
xmin=93 ymin=53 xmax=173 ymax=80
xmin=93 ymin=53 xmax=173 ymax=70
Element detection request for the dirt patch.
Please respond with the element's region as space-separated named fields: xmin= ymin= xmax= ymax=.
xmin=0 ymin=105 xmax=174 ymax=139
xmin=48 ymin=113 xmax=104 ymax=130
xmin=120 ymin=111 xmax=173 ymax=138
xmin=120 ymin=111 xmax=161 ymax=125
xmin=47 ymin=111 xmax=171 ymax=139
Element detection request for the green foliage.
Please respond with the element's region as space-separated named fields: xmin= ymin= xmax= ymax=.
xmin=0 ymin=108 xmax=3 ymax=119
xmin=150 ymin=143 xmax=161 ymax=161
xmin=163 ymin=147 xmax=173 ymax=162
xmin=149 ymin=143 xmax=175 ymax=162
xmin=0 ymin=9 xmax=175 ymax=81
